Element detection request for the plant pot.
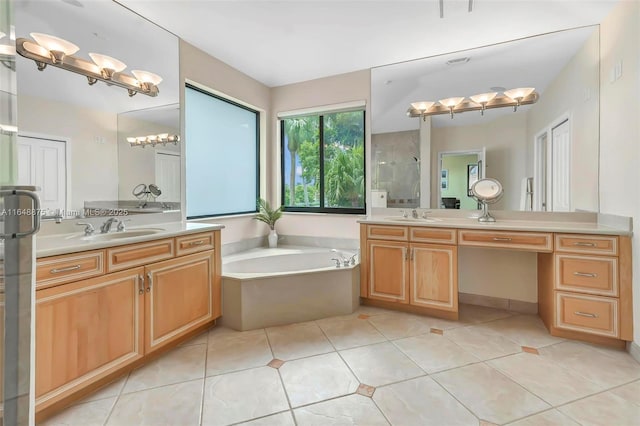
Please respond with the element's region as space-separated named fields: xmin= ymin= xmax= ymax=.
xmin=268 ymin=229 xmax=278 ymax=248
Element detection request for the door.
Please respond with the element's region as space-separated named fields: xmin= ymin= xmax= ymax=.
xmin=367 ymin=240 xmax=409 ymax=304
xmin=155 ymin=151 xmax=180 ymax=203
xmin=145 ymin=251 xmax=215 ymax=353
xmin=550 ymin=119 xmax=571 ymax=211
xmin=410 ymin=243 xmax=458 ymax=312
xmin=35 ymin=268 xmax=145 ymax=411
xmin=533 ymin=132 xmax=548 ymax=211
xmin=17 ymin=135 xmax=67 ymax=214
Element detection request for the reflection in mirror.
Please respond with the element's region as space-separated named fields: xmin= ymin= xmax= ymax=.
xmin=371 ymin=26 xmax=600 ymax=212
xmin=15 ymin=1 xmax=179 ymax=219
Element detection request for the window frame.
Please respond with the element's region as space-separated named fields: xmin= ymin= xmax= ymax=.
xmin=185 ymin=83 xmax=261 ymax=219
xmin=280 ymin=110 xmax=366 ymax=215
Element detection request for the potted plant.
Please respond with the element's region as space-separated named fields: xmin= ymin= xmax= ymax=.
xmin=255 ymin=198 xmax=283 ymax=248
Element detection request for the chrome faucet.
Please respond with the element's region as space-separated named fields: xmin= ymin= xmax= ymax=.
xmin=411 ymin=209 xmax=418 ymax=219
xmin=117 ymin=219 xmax=131 ymax=232
xmin=100 ymin=217 xmax=119 ymax=234
xmin=76 ymin=222 xmax=95 ymax=235
xmin=331 ymin=258 xmax=342 ymax=268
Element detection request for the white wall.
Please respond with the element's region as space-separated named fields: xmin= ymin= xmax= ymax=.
xmin=17 ymin=95 xmax=118 ymax=212
xmin=598 ymin=0 xmax=640 ymax=344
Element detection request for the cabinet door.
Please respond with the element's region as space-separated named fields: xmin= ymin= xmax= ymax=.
xmin=410 ymin=243 xmax=458 ymax=312
xmin=367 ymin=240 xmax=409 ymax=304
xmin=36 ymin=268 xmax=145 ymax=410
xmin=145 ymin=251 xmax=217 ymax=353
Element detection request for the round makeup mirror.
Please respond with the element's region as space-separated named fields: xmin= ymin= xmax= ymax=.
xmin=132 ymin=183 xmax=148 ymax=199
xmin=148 ymin=184 xmax=162 ymax=198
xmin=471 ymin=178 xmax=503 ymax=222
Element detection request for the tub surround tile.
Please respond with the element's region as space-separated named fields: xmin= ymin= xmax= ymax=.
xmin=356 ymin=383 xmax=376 ymax=397
xmin=201 ymin=367 xmax=289 ymax=426
xmin=340 ymin=342 xmax=424 ymax=387
xmin=266 ymin=322 xmax=334 ymax=361
xmin=506 ymin=410 xmax=580 ymax=426
xmin=477 ymin=315 xmax=564 ymax=348
xmin=293 ymin=394 xmax=389 ymax=426
xmin=393 ymin=333 xmax=479 ymax=374
xmin=558 ymin=390 xmax=640 ymax=426
xmin=279 ymin=352 xmax=359 ymax=407
xmin=373 ymin=376 xmax=478 ymax=426
xmin=42 ymin=397 xmax=116 ymax=426
xmin=237 ymin=411 xmax=296 ymax=426
xmin=107 ymin=380 xmax=203 ymax=426
xmin=432 ymin=363 xmax=550 ymax=424
xmin=123 ymin=344 xmax=206 ymax=394
xmin=206 ymin=328 xmax=273 ymax=376
xmin=316 ymin=317 xmax=387 ymax=350
xmin=444 ymin=325 xmax=522 ymax=361
xmin=488 ymin=352 xmax=606 ymax=406
xmin=537 ymin=342 xmax=640 ymax=388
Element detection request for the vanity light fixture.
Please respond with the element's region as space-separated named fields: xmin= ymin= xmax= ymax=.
xmin=407 ymin=87 xmax=538 ymax=120
xmin=16 ymin=33 xmax=161 ymax=97
xmin=0 ymin=30 xmax=16 ymax=70
xmin=0 ymin=124 xmax=18 ymax=134
xmin=127 ymin=133 xmax=180 ymax=148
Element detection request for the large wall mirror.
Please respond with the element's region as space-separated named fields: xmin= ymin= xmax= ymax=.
xmin=371 ymin=26 xmax=600 ymax=212
xmin=14 ymin=0 xmax=179 ymax=218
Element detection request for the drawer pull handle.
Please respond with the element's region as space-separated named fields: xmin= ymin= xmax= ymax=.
xmin=573 ymin=272 xmax=597 ymax=278
xmin=188 ymin=240 xmax=205 ymax=246
xmin=574 ymin=242 xmax=596 ymax=247
xmin=574 ymin=311 xmax=598 ymax=318
xmin=138 ymin=275 xmax=144 ymax=295
xmin=492 ymin=237 xmax=512 ymax=242
xmin=50 ymin=264 xmax=81 ymax=274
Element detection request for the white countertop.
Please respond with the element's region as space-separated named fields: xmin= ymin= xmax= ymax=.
xmin=359 ymin=216 xmax=631 ymax=236
xmin=36 ymin=221 xmax=224 ymax=258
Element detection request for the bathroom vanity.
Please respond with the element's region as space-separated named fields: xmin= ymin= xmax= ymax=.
xmin=359 ymin=216 xmax=632 ymax=348
xmin=33 ymin=223 xmax=222 ymax=420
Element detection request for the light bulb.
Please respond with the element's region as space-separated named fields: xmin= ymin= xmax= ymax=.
xmin=470 ymin=92 xmax=498 ymax=115
xmin=131 ymin=70 xmax=162 ymax=85
xmin=410 ymin=101 xmax=435 ymax=113
xmin=438 ymin=97 xmax=465 ymax=119
xmin=504 ymin=87 xmax=535 ymax=111
xmin=30 ymin=32 xmax=79 ymax=64
xmin=88 ymin=53 xmax=126 ymax=79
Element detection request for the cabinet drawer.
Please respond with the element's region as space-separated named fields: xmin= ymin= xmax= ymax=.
xmin=107 ymin=238 xmax=175 ymax=272
xmin=555 ymin=234 xmax=618 ymax=256
xmin=367 ymin=225 xmax=408 ymax=241
xmin=176 ymin=232 xmax=215 ymax=256
xmin=555 ymin=255 xmax=618 ymax=296
xmin=458 ymin=230 xmax=553 ymax=252
xmin=36 ymin=250 xmax=105 ymax=289
xmin=555 ymin=292 xmax=618 ymax=338
xmin=410 ymin=227 xmax=456 ymax=244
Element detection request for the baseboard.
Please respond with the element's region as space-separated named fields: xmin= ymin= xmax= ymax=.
xmin=459 ymin=293 xmax=538 ymax=314
xmin=628 ymin=341 xmax=640 ymax=363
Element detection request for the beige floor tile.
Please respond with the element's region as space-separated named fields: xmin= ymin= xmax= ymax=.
xmin=610 ymin=380 xmax=640 ymax=405
xmin=180 ymin=329 xmax=209 ymax=346
xmin=77 ymin=375 xmax=127 ymax=404
xmin=444 ymin=325 xmax=521 ymax=360
xmin=373 ymin=376 xmax=477 ymax=426
xmin=206 ymin=328 xmax=273 ymax=376
xmin=123 ymin=344 xmax=206 ymax=393
xmin=458 ymin=304 xmax=513 ymax=324
xmin=507 ymin=409 xmax=580 ymax=425
xmin=488 ymin=352 xmax=606 ymax=405
xmin=538 ymin=341 xmax=640 ymax=388
xmin=394 ymin=333 xmax=479 ymax=373
xmin=316 ymin=316 xmax=386 ymax=350
xmin=340 ymin=341 xmax=424 ymax=386
xmin=355 ymin=305 xmax=392 ymax=317
xmin=294 ymin=394 xmax=389 ymax=425
xmin=201 ymin=367 xmax=289 ymax=426
xmin=42 ymin=397 xmax=116 ymax=426
xmin=106 ymin=380 xmax=202 ymax=426
xmin=558 ymin=390 xmax=640 ymax=426
xmin=266 ymin=321 xmax=334 ymax=360
xmin=478 ymin=315 xmax=564 ymax=348
xmin=432 ymin=363 xmax=550 ymax=424
xmin=238 ymin=411 xmax=295 ymax=426
xmin=366 ymin=313 xmax=435 ymax=340
xmin=279 ymin=352 xmax=359 ymax=407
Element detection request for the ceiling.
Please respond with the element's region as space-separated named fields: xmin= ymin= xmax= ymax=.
xmin=117 ymin=0 xmax=618 ymax=88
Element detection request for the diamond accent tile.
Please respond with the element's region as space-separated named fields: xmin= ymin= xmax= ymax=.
xmin=268 ymin=358 xmax=285 ymax=369
xmin=522 ymin=346 xmax=539 ymax=355
xmin=356 ymin=383 xmax=376 ymax=397
xmin=357 ymin=314 xmax=370 ymax=319
xmin=430 ymin=328 xmax=444 ymax=335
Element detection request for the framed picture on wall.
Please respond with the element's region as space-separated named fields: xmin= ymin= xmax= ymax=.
xmin=441 ymin=169 xmax=448 ymax=190
xmin=467 ymin=164 xmax=479 ymax=196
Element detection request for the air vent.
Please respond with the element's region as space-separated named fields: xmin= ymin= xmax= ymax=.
xmin=446 ymin=57 xmax=470 ymax=66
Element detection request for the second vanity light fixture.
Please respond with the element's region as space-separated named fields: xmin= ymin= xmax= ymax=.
xmin=408 ymin=87 xmax=538 ymax=120
xmin=16 ymin=33 xmax=162 ymax=97
xmin=127 ymin=133 xmax=180 ymax=148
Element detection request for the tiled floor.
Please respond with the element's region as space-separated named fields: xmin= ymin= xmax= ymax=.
xmin=42 ymin=304 xmax=640 ymax=426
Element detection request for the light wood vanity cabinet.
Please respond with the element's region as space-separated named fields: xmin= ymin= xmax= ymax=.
xmin=35 ymin=230 xmax=221 ymax=418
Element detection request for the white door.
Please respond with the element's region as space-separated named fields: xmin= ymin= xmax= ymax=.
xmin=533 ymin=132 xmax=548 ymax=211
xmin=550 ymin=119 xmax=571 ymax=212
xmin=155 ymin=152 xmax=180 ymax=202
xmin=17 ymin=135 xmax=67 ymax=214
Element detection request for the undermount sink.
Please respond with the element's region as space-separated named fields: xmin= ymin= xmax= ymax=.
xmin=383 ymin=216 xmax=441 ymax=223
xmin=80 ymin=228 xmax=165 ymax=241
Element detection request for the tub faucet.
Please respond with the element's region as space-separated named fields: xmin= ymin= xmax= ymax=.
xmin=349 ymin=253 xmax=358 ymax=265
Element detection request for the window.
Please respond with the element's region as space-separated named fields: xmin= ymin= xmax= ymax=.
xmin=281 ymin=110 xmax=365 ymax=214
xmin=185 ymin=84 xmax=259 ymax=218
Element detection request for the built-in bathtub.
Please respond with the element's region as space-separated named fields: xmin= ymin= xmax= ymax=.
xmin=221 ymin=247 xmax=360 ymax=330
